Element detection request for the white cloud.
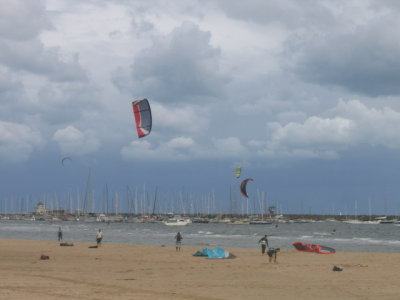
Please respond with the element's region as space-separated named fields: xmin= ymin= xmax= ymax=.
xmin=166 ymin=136 xmax=195 ymax=148
xmin=262 ymin=99 xmax=400 ymax=159
xmin=121 ymin=136 xmax=198 ymax=161
xmin=0 ymin=121 xmax=43 ymax=162
xmin=152 ymin=102 xmax=209 ymax=134
xmin=333 ymin=99 xmax=400 ymax=149
xmin=212 ymin=137 xmax=247 ymax=157
xmin=52 ymin=125 xmax=100 ymax=155
xmin=269 ymin=117 xmax=354 ymax=148
xmin=264 ymin=116 xmax=353 ymax=159
xmin=121 ymin=135 xmax=249 ymax=161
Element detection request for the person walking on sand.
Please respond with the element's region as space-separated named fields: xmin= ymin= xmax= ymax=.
xmin=58 ymin=226 xmax=63 ymax=241
xmin=258 ymin=234 xmax=269 ymax=255
xmin=175 ymin=232 xmax=182 ymax=251
xmin=96 ymin=229 xmax=103 ymax=247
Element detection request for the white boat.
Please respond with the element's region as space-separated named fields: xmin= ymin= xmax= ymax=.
xmin=96 ymin=214 xmax=109 ymax=222
xmin=249 ymin=220 xmax=273 ymax=225
xmin=163 ymin=218 xmax=191 ymax=226
xmin=342 ymin=219 xmax=366 ymax=224
xmin=230 ymin=220 xmax=250 ymax=225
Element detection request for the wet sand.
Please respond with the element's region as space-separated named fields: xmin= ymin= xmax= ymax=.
xmin=0 ymin=238 xmax=399 ymax=299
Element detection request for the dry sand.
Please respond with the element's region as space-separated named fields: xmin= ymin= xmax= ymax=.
xmin=0 ymin=238 xmax=399 ymax=299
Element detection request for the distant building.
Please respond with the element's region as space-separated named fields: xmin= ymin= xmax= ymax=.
xmin=35 ymin=202 xmax=46 ymax=215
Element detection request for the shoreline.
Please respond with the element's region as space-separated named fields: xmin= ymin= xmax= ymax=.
xmin=1 ymin=238 xmax=400 ymax=299
xmin=1 ymin=219 xmax=400 ymax=253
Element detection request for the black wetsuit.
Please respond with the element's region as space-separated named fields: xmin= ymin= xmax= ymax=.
xmin=258 ymin=236 xmax=269 ymax=254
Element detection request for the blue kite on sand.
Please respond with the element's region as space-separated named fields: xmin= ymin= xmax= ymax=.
xmin=193 ymin=247 xmax=235 ymax=259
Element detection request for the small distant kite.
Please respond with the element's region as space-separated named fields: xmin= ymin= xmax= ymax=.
xmin=235 ymin=167 xmax=242 ymax=179
xmin=132 ymin=98 xmax=152 ymax=138
xmin=240 ymin=178 xmax=253 ymax=198
xmin=61 ymin=156 xmax=72 ymax=166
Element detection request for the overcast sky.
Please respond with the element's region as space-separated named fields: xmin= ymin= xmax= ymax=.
xmin=2 ymin=0 xmax=400 ymax=215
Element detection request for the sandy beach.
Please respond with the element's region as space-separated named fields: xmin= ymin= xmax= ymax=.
xmin=0 ymin=238 xmax=399 ymax=300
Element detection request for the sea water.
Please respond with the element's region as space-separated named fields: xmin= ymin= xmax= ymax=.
xmin=1 ymin=220 xmax=400 ymax=253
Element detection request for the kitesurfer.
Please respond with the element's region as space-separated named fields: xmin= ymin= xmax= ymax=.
xmin=175 ymin=232 xmax=182 ymax=252
xmin=258 ymin=235 xmax=269 ymax=255
xmin=96 ymin=229 xmax=103 ymax=247
xmin=267 ymin=248 xmax=280 ymax=263
xmin=58 ymin=226 xmax=63 ymax=241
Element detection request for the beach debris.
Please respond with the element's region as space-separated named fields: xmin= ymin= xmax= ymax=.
xmin=60 ymin=242 xmax=74 ymax=246
xmin=340 ymin=264 xmax=368 ymax=268
xmin=40 ymin=255 xmax=50 ymax=260
xmin=332 ymin=266 xmax=343 ymax=271
xmin=89 ymin=245 xmax=98 ymax=248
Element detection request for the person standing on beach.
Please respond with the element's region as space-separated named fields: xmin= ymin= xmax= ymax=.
xmin=258 ymin=235 xmax=269 ymax=255
xmin=175 ymin=232 xmax=182 ymax=251
xmin=58 ymin=226 xmax=63 ymax=241
xmin=96 ymin=229 xmax=103 ymax=247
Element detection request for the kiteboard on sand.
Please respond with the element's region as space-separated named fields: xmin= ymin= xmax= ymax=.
xmin=292 ymin=242 xmax=336 ymax=254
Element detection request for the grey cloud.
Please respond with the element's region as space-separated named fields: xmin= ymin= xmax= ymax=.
xmin=0 ymin=69 xmax=34 ymax=123
xmin=0 ymin=0 xmax=52 ymax=40
xmin=113 ymin=21 xmax=230 ymax=102
xmin=292 ymin=17 xmax=400 ymax=96
xmin=0 ymin=70 xmax=24 ymax=102
xmin=36 ymin=82 xmax=102 ymax=125
xmin=213 ymin=0 xmax=400 ymax=97
xmin=0 ymin=121 xmax=43 ymax=162
xmin=0 ymin=1 xmax=87 ymax=83
xmin=211 ymin=0 xmax=334 ymax=29
xmin=109 ymin=30 xmax=123 ymax=40
xmin=130 ymin=18 xmax=154 ymax=36
xmin=0 ymin=40 xmax=87 ymax=82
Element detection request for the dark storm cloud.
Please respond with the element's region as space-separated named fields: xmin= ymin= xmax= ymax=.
xmin=291 ymin=17 xmax=400 ymax=97
xmin=212 ymin=0 xmax=400 ymax=97
xmin=211 ymin=0 xmax=334 ymax=29
xmin=113 ymin=21 xmax=230 ymax=102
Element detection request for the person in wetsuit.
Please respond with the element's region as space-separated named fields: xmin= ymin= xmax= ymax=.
xmin=258 ymin=235 xmax=269 ymax=255
xmin=175 ymin=232 xmax=182 ymax=252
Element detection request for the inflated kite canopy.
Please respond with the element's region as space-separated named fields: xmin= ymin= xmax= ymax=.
xmin=132 ymin=98 xmax=152 ymax=138
xmin=61 ymin=156 xmax=72 ymax=166
xmin=240 ymin=178 xmax=253 ymax=198
xmin=235 ymin=167 xmax=241 ymax=178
